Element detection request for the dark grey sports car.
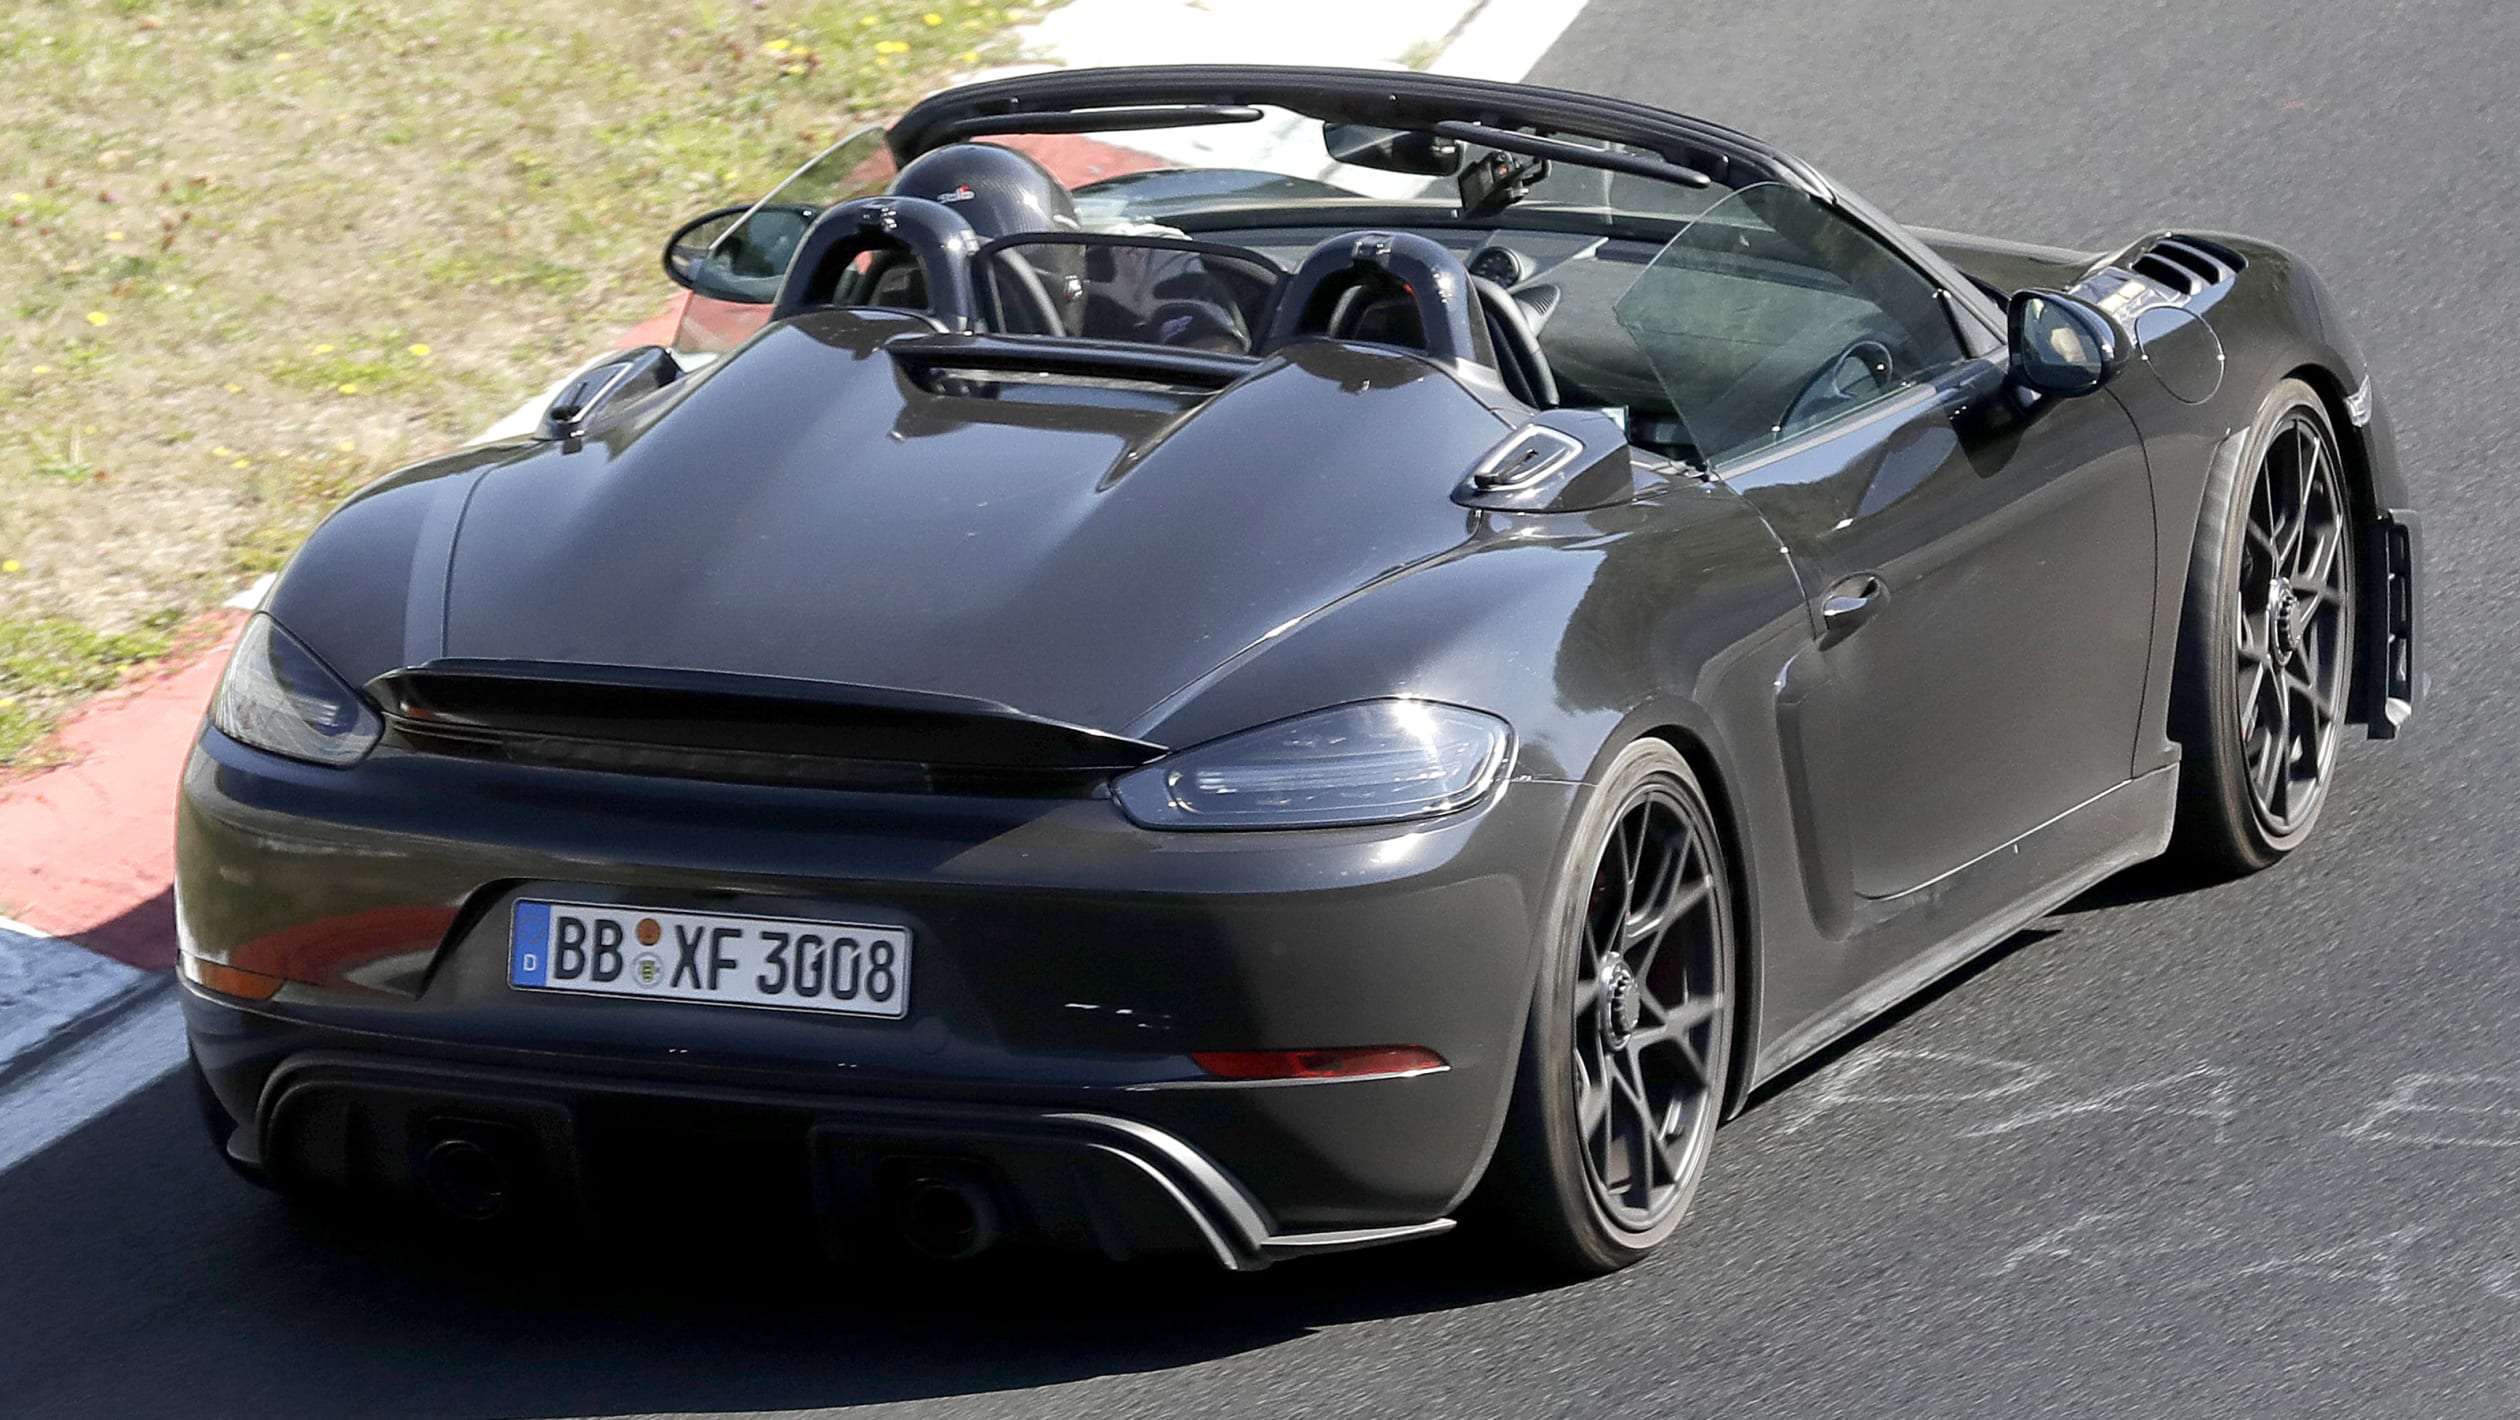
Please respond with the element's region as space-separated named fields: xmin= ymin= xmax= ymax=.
xmin=177 ymin=65 xmax=2422 ymax=1274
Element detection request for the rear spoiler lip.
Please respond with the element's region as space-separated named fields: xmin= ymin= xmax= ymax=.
xmin=366 ymin=659 xmax=1168 ymax=768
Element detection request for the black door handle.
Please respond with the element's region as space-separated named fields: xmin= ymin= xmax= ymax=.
xmin=1820 ymin=573 xmax=1887 ymax=643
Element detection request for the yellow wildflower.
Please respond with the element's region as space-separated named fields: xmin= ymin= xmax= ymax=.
xmin=30 ymin=365 xmax=51 ymax=375
xmin=311 ymin=342 xmax=335 ymax=354
xmin=105 ymin=230 xmax=125 ymax=242
xmin=1 ymin=560 xmax=21 ymax=574
xmin=764 ymin=38 xmax=792 ymax=52
xmin=211 ymin=445 xmax=234 ymax=458
xmin=407 ymin=342 xmax=432 ymax=358
xmin=6 ymin=193 xmax=27 ymax=204
xmin=273 ymin=50 xmax=293 ymax=61
xmin=85 ymin=311 xmax=109 ymax=327
xmin=875 ymin=39 xmax=910 ymax=54
xmin=231 ymin=458 xmax=250 ymax=470
xmin=336 ymin=382 xmax=360 ymax=395
xmin=923 ymin=12 xmax=944 ymax=24
xmin=223 ymin=382 xmax=242 ymax=394
xmin=334 ymin=439 xmax=355 ymax=453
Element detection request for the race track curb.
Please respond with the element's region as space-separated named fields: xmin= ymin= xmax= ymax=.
xmin=0 ymin=917 xmax=160 ymax=1087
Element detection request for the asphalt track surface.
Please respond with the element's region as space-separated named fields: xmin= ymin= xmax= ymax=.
xmin=7 ymin=2 xmax=2519 ymax=1415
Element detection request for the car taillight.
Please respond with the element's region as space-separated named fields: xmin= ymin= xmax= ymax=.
xmin=180 ymin=954 xmax=285 ymax=1001
xmin=1188 ymin=1046 xmax=1447 ymax=1082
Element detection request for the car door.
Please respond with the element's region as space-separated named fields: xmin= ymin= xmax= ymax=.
xmin=1616 ymin=184 xmax=2156 ymax=901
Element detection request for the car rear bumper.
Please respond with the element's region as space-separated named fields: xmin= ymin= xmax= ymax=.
xmin=193 ymin=1027 xmax=1453 ymax=1269
xmin=178 ymin=728 xmax=1585 ymax=1259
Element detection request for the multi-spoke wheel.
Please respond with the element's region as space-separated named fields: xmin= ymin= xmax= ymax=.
xmin=1482 ymin=739 xmax=1734 ymax=1274
xmin=1569 ymin=784 xmax=1725 ymax=1230
xmin=2235 ymin=409 xmax=2353 ymax=834
xmin=2171 ymin=379 xmax=2357 ymax=873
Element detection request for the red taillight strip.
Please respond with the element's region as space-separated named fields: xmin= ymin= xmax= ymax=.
xmin=1177 ymin=1045 xmax=1449 ymax=1085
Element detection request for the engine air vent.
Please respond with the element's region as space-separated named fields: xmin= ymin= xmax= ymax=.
xmin=367 ymin=660 xmax=1165 ymax=794
xmin=2129 ymin=235 xmax=2246 ymax=298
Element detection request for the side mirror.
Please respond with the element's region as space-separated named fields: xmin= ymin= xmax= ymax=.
xmin=661 ymin=202 xmax=821 ymax=305
xmin=2007 ymin=288 xmax=2127 ymax=397
xmin=1322 ymin=122 xmax=1464 ymax=177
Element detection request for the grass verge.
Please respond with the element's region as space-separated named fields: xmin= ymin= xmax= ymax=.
xmin=0 ymin=611 xmax=183 ymax=765
xmin=0 ymin=0 xmax=1046 ymax=767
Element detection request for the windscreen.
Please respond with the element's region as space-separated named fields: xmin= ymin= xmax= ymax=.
xmin=671 ymin=126 xmax=898 ymax=351
xmin=1612 ymin=183 xmax=1971 ymax=465
xmin=723 ymin=125 xmax=899 ymax=248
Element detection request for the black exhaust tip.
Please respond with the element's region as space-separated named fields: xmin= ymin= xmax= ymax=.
xmin=890 ymin=1166 xmax=1004 ymax=1262
xmin=422 ymin=1137 xmax=513 ymax=1222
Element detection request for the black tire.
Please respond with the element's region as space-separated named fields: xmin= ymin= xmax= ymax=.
xmin=1480 ymin=739 xmax=1735 ymax=1275
xmin=2168 ymin=378 xmax=2357 ymax=875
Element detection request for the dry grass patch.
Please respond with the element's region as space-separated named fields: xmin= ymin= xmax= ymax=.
xmin=1 ymin=0 xmax=1046 ymax=765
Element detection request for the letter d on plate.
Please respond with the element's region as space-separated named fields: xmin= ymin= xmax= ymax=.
xmin=511 ymin=901 xmax=551 ymax=987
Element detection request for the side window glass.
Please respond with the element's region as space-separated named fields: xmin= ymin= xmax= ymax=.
xmin=1613 ymin=182 xmax=1968 ymax=466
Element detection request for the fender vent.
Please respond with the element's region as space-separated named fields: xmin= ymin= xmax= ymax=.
xmin=2129 ymin=235 xmax=2246 ymax=299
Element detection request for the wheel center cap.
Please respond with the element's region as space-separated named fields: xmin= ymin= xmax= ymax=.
xmin=1599 ymin=957 xmax=1643 ymax=1046
xmin=2274 ymin=588 xmax=2305 ymax=661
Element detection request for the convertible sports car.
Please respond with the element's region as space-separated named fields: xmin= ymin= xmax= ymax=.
xmin=178 ymin=66 xmax=2422 ymax=1274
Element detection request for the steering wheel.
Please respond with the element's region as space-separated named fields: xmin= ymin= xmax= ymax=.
xmin=982 ymin=249 xmax=1071 ymax=337
xmin=1780 ymin=338 xmax=1895 ymax=435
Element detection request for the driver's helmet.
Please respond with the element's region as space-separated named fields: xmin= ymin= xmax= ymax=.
xmin=891 ymin=143 xmax=1086 ymax=332
xmin=891 ymin=141 xmax=1084 ymax=241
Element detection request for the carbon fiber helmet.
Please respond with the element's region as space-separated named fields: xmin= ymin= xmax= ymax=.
xmin=891 ymin=142 xmax=1085 ymax=333
xmin=890 ymin=142 xmax=1082 ymax=241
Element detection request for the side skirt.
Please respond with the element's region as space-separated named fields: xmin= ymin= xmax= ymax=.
xmin=1744 ymin=764 xmax=2178 ymax=1094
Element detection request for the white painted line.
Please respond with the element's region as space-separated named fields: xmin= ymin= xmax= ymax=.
xmin=472 ymin=368 xmax=580 ymax=446
xmin=1425 ymin=0 xmax=1593 ymax=82
xmin=977 ymin=0 xmax=1592 ymax=190
xmin=0 ymin=918 xmax=156 ymax=1081
xmin=0 ymin=985 xmax=185 ymax=1175
xmin=999 ymin=0 xmax=1444 ymax=181
xmin=469 ymin=348 xmax=721 ymax=447
xmin=223 ymin=572 xmax=275 ymax=611
xmin=1020 ymin=0 xmax=1466 ymax=75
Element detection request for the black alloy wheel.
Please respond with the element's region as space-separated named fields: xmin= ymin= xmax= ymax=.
xmin=2235 ymin=409 xmax=2353 ymax=837
xmin=1483 ymin=739 xmax=1734 ymax=1274
xmin=1569 ymin=782 xmax=1726 ymax=1231
xmin=2170 ymin=378 xmax=2357 ymax=874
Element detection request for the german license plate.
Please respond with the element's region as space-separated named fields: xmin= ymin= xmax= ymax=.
xmin=508 ymin=900 xmax=910 ymax=1018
